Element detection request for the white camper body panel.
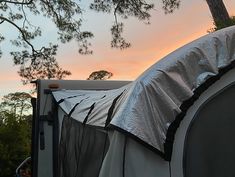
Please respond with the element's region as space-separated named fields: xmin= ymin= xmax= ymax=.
xmin=99 ymin=131 xmax=170 ymax=177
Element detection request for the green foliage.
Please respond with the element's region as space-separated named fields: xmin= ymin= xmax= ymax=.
xmin=0 ymin=0 xmax=182 ymax=84
xmin=90 ymin=0 xmax=154 ymax=20
xmin=0 ymin=0 xmax=90 ymax=84
xmin=90 ymin=0 xmax=154 ymax=49
xmin=1 ymin=92 xmax=32 ymax=118
xmin=162 ymin=0 xmax=180 ymax=14
xmin=0 ymin=113 xmax=31 ymax=177
xmin=87 ymin=70 xmax=113 ymax=80
xmin=0 ymin=92 xmax=32 ymax=177
xmin=111 ymin=22 xmax=131 ymax=49
xmin=1 ymin=0 xmax=231 ymax=85
xmin=11 ymin=44 xmax=71 ymax=85
xmin=208 ymin=16 xmax=235 ymax=32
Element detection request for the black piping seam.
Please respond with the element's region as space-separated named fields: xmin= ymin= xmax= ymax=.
xmin=31 ymin=97 xmax=37 ymax=177
xmin=109 ymin=60 xmax=235 ymax=161
xmin=66 ymin=101 xmax=96 ymax=175
xmin=33 ymin=79 xmax=41 ymax=177
xmin=182 ymin=82 xmax=235 ymax=177
xmin=164 ymin=59 xmax=235 ymax=161
xmin=57 ymin=94 xmax=86 ymax=104
xmin=98 ymin=91 xmax=125 ymax=167
xmin=99 ymin=129 xmax=109 ymax=173
xmin=52 ymin=98 xmax=59 ymax=177
xmin=75 ymin=124 xmax=85 ymax=176
xmin=169 ymin=161 xmax=172 ymax=177
xmin=56 ymin=94 xmax=106 ymax=104
xmin=108 ymin=124 xmax=165 ymax=159
xmin=74 ymin=103 xmax=95 ymax=176
xmin=101 ymin=95 xmax=106 ymax=99
xmin=101 ymin=132 xmax=108 ymax=162
xmin=82 ymin=103 xmax=96 ymax=124
xmin=68 ymin=97 xmax=89 ymax=117
xmin=122 ymin=136 xmax=127 ymax=177
xmin=105 ymin=91 xmax=125 ymax=127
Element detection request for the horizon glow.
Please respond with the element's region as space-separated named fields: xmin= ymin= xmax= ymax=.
xmin=0 ymin=0 xmax=234 ymax=99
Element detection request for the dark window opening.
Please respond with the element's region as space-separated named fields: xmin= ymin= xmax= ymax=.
xmin=184 ymin=84 xmax=235 ymax=177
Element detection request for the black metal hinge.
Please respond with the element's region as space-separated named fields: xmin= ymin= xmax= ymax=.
xmin=39 ymin=112 xmax=54 ymax=150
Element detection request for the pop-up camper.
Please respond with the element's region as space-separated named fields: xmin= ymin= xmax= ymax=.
xmin=30 ymin=25 xmax=235 ymax=177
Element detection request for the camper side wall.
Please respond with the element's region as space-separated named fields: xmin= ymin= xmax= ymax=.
xmin=32 ymin=80 xmax=131 ymax=177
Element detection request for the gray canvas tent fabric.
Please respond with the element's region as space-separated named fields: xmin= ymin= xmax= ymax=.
xmin=52 ymin=25 xmax=235 ymax=159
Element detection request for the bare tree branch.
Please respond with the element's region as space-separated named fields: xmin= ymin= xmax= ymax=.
xmin=0 ymin=16 xmax=36 ymax=53
xmin=0 ymin=0 xmax=33 ymax=5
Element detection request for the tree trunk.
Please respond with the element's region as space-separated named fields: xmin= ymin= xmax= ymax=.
xmin=205 ymin=0 xmax=230 ymax=25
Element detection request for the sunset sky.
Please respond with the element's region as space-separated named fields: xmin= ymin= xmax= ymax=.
xmin=0 ymin=0 xmax=235 ymax=98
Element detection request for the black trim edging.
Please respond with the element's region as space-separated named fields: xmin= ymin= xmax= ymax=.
xmin=109 ymin=60 xmax=235 ymax=161
xmin=108 ymin=124 xmax=165 ymax=159
xmin=105 ymin=91 xmax=125 ymax=127
xmin=31 ymin=97 xmax=37 ymax=177
xmin=164 ymin=59 xmax=235 ymax=161
xmin=52 ymin=98 xmax=59 ymax=177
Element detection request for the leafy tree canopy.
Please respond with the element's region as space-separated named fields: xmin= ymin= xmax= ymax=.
xmin=208 ymin=16 xmax=235 ymax=32
xmin=1 ymin=0 xmax=233 ymax=85
xmin=0 ymin=0 xmax=182 ymax=84
xmin=87 ymin=70 xmax=113 ymax=80
xmin=0 ymin=0 xmax=88 ymax=84
xmin=0 ymin=92 xmax=32 ymax=177
xmin=0 ymin=92 xmax=32 ymax=121
xmin=0 ymin=113 xmax=31 ymax=177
